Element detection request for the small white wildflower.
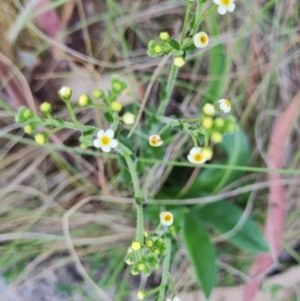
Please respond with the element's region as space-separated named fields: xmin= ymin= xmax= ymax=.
xmin=187 ymin=147 xmax=206 ymax=164
xmin=160 ymin=212 xmax=174 ymax=226
xmin=173 ymin=297 xmax=182 ymax=301
xmin=149 ymin=135 xmax=163 ymax=147
xmin=193 ymin=32 xmax=209 ymax=48
xmin=218 ymin=99 xmax=232 ymax=113
xmin=213 ymin=0 xmax=236 ymax=15
xmin=93 ymin=129 xmax=118 ymax=152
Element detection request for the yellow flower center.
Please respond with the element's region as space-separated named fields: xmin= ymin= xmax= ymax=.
xmin=151 ymin=137 xmax=161 ymax=146
xmin=164 ymin=214 xmax=172 ymax=222
xmin=224 ymin=99 xmax=231 ymax=108
xmin=100 ymin=135 xmax=111 ymax=146
xmin=199 ymin=35 xmax=208 ymax=44
xmin=221 ymin=0 xmax=231 ymax=6
xmin=193 ymin=153 xmax=203 ymax=162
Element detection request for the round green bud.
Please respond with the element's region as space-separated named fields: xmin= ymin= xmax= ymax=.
xmin=80 ymin=143 xmax=88 ymax=149
xmin=93 ymin=89 xmax=104 ymax=99
xmin=40 ymin=102 xmax=52 ymax=115
xmin=142 ymin=266 xmax=151 ymax=276
xmin=24 ymin=124 xmax=35 ymax=135
xmin=143 ymin=231 xmax=149 ymax=238
xmin=138 ymin=262 xmax=146 ymax=271
xmin=112 ymin=82 xmax=122 ymax=91
xmin=202 ymin=103 xmax=216 ymax=116
xmin=110 ymin=100 xmax=123 ymax=112
xmin=122 ymin=112 xmax=135 ymax=125
xmin=153 ymin=248 xmax=160 ymax=255
xmin=34 ymin=132 xmax=48 ymax=145
xmin=154 ymin=45 xmax=163 ymax=54
xmin=146 ymin=239 xmax=154 ymax=248
xmin=137 ymin=291 xmax=147 ymax=300
xmin=214 ymin=117 xmax=225 ymax=128
xmin=201 ymin=147 xmax=213 ymax=160
xmin=173 ymin=57 xmax=185 ymax=68
xmin=202 ymin=117 xmax=213 ymax=129
xmin=211 ymin=132 xmax=223 ymax=144
xmin=155 ymin=238 xmax=164 ymax=245
xmin=130 ymin=264 xmax=140 ymax=275
xmin=131 ymin=241 xmax=142 ymax=252
xmin=58 ymin=86 xmax=72 ymax=101
xmin=78 ymin=94 xmax=92 ymax=107
xmin=159 ymin=32 xmax=170 ymax=41
xmin=125 ymin=252 xmax=135 ymax=265
xmin=224 ymin=123 xmax=236 ymax=132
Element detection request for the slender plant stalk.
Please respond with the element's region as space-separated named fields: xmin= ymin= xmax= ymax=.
xmin=158 ymin=237 xmax=172 ymax=301
xmin=180 ymin=1 xmax=193 ymax=45
xmin=191 ymin=1 xmax=203 ymax=36
xmin=156 ymin=64 xmax=179 ymax=117
xmin=65 ymin=100 xmax=79 ymax=124
xmin=123 ymin=152 xmax=144 ymax=243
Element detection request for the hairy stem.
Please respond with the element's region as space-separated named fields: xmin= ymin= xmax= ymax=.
xmin=158 ymin=237 xmax=172 ymax=301
xmin=180 ymin=1 xmax=193 ymax=45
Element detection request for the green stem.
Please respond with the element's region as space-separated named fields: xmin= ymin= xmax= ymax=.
xmin=147 ymin=286 xmax=162 ymax=296
xmin=198 ymin=5 xmax=217 ymax=24
xmin=189 ymin=132 xmax=198 ymax=147
xmin=180 ymin=115 xmax=203 ymax=123
xmin=167 ymin=272 xmax=177 ymax=298
xmin=65 ymin=100 xmax=79 ymax=124
xmin=122 ymin=150 xmax=144 ymax=244
xmin=180 ymin=1 xmax=193 ymax=45
xmin=158 ymin=238 xmax=172 ymax=301
xmin=156 ymin=64 xmax=179 ymax=117
xmin=191 ymin=1 xmax=203 ymax=36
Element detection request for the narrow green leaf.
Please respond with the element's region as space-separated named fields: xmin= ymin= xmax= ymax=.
xmin=104 ymin=111 xmax=114 ymax=123
xmin=196 ymin=202 xmax=269 ymax=253
xmin=183 ymin=213 xmax=216 ymax=298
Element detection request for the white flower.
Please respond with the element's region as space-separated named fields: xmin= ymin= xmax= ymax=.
xmin=218 ymin=98 xmax=231 ymax=113
xmin=149 ymin=135 xmax=163 ymax=147
xmin=93 ymin=129 xmax=118 ymax=152
xmin=187 ymin=147 xmax=206 ymax=164
xmin=213 ymin=0 xmax=236 ymax=15
xmin=160 ymin=212 xmax=173 ymax=226
xmin=193 ymin=32 xmax=209 ymax=48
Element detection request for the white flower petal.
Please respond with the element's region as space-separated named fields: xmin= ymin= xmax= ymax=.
xmin=105 ymin=129 xmax=114 ymax=138
xmin=97 ymin=129 xmax=105 ymax=139
xmin=166 ymin=298 xmax=172 ymax=301
xmin=93 ymin=139 xmax=101 ymax=148
xmin=110 ymin=139 xmax=118 ymax=148
xmin=187 ymin=154 xmax=194 ymax=163
xmin=101 ymin=146 xmax=111 ymax=153
xmin=219 ymin=98 xmax=225 ymax=104
xmin=213 ymin=0 xmax=221 ymax=4
xmin=218 ymin=5 xmax=227 ymax=15
xmin=227 ymin=2 xmax=236 ymax=12
xmin=173 ymin=297 xmax=182 ymax=301
xmin=189 ymin=147 xmax=202 ymax=156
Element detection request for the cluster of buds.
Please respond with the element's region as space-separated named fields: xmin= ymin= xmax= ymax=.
xmin=148 ymin=99 xmax=237 ymax=164
xmin=125 ymin=212 xmax=174 ymax=277
xmin=147 ymin=29 xmax=210 ymax=68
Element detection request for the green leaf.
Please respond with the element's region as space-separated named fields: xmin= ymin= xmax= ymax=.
xmin=104 ymin=111 xmax=114 ymax=123
xmin=183 ymin=213 xmax=216 ymax=298
xmin=196 ymin=202 xmax=269 ymax=253
xmin=202 ymin=15 xmax=227 ymax=104
xmin=170 ymin=38 xmax=181 ymax=51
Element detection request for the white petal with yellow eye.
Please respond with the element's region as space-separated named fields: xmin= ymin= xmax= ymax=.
xmin=110 ymin=139 xmax=118 ymax=148
xmin=97 ymin=129 xmax=105 ymax=138
xmin=189 ymin=147 xmax=202 ymax=156
xmin=213 ymin=0 xmax=221 ymax=4
xmin=105 ymin=129 xmax=114 ymax=138
xmin=228 ymin=3 xmax=236 ymax=12
xmin=102 ymin=146 xmax=111 ymax=153
xmin=93 ymin=139 xmax=101 ymax=148
xmin=218 ymin=5 xmax=227 ymax=15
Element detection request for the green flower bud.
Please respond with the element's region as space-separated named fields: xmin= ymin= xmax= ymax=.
xmin=201 ymin=147 xmax=213 ymax=160
xmin=34 ymin=132 xmax=48 ymax=145
xmin=58 ymin=86 xmax=72 ymax=101
xmin=40 ymin=102 xmax=52 ymax=115
xmin=15 ymin=106 xmax=35 ymax=123
xmin=130 ymin=264 xmax=140 ymax=275
xmin=138 ymin=262 xmax=146 ymax=271
xmin=173 ymin=57 xmax=185 ymax=68
xmin=24 ymin=124 xmax=36 ymax=135
xmin=131 ymin=241 xmax=142 ymax=252
xmin=214 ymin=117 xmax=225 ymax=129
xmin=93 ymin=89 xmax=104 ymax=99
xmin=202 ymin=103 xmax=215 ymax=116
xmin=125 ymin=252 xmax=136 ymax=265
xmin=78 ymin=94 xmax=92 ymax=107
xmin=159 ymin=32 xmax=170 ymax=41
xmin=202 ymin=117 xmax=213 ymax=129
xmin=110 ymin=100 xmax=122 ymax=112
xmin=146 ymin=239 xmax=154 ymax=248
xmin=142 ymin=266 xmax=151 ymax=276
xmin=137 ymin=290 xmax=147 ymax=300
xmin=211 ymin=132 xmax=223 ymax=144
xmin=147 ymin=40 xmax=164 ymax=57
